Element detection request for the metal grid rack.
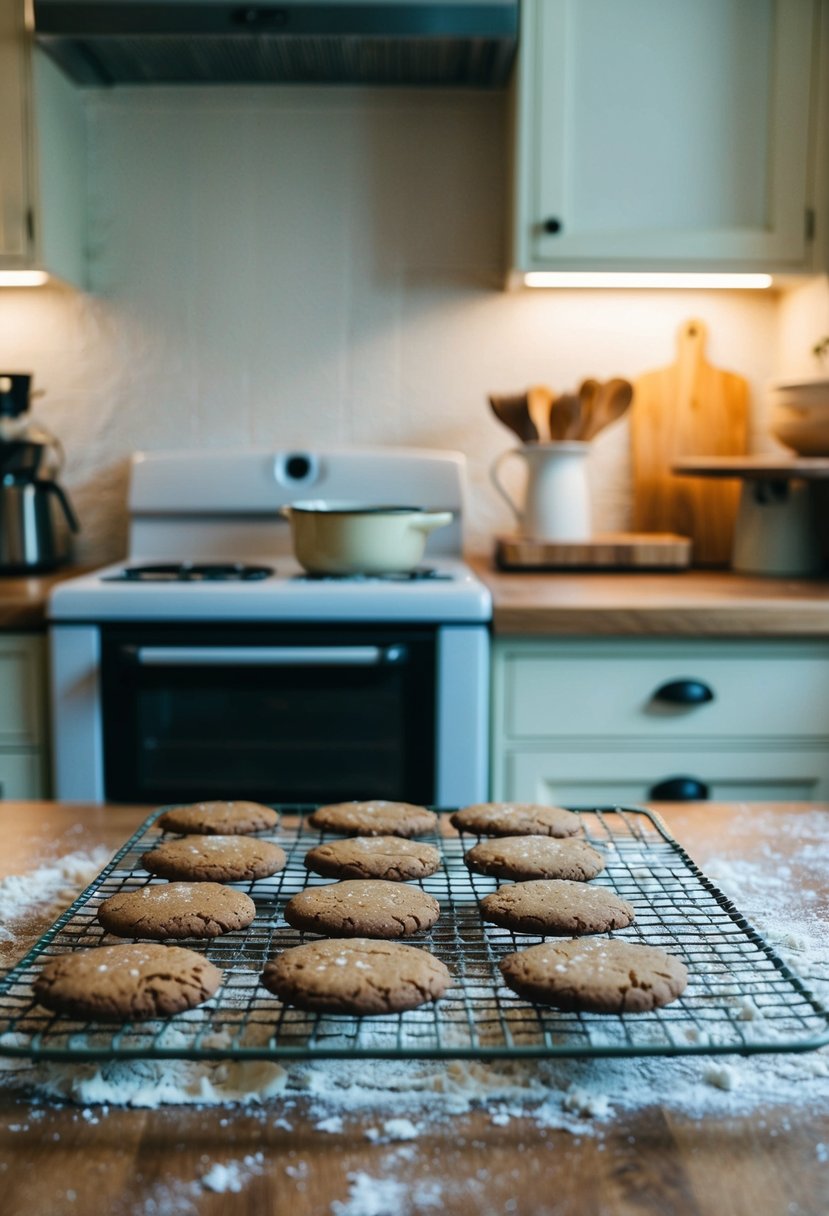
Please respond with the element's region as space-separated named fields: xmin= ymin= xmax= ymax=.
xmin=0 ymin=805 xmax=827 ymax=1062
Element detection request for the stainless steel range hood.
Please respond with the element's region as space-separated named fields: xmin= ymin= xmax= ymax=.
xmin=33 ymin=0 xmax=518 ymax=87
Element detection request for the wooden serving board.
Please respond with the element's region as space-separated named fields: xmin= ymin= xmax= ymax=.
xmin=495 ymin=532 xmax=691 ymax=570
xmin=631 ymin=319 xmax=749 ymax=567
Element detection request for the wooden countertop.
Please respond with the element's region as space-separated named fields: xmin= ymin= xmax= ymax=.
xmin=0 ymin=568 xmax=87 ymax=631
xmin=470 ymin=558 xmax=829 ymax=636
xmin=1 ymin=801 xmax=827 ymax=1216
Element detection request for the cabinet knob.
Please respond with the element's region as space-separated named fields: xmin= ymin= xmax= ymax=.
xmin=542 ymin=217 xmax=563 ymax=235
xmin=649 ymin=776 xmax=710 ymax=801
xmin=652 ymin=679 xmax=714 ymax=705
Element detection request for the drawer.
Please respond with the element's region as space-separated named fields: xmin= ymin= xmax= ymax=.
xmin=501 ymin=746 xmax=829 ymax=805
xmin=500 ymin=640 xmax=829 ymax=741
xmin=0 ymin=635 xmax=46 ymax=746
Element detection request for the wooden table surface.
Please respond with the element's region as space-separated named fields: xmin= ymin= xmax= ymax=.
xmin=1 ymin=801 xmax=827 ymax=1216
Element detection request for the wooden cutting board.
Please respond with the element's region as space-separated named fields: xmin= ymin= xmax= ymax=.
xmin=631 ymin=319 xmax=749 ymax=566
xmin=495 ymin=533 xmax=691 ymax=570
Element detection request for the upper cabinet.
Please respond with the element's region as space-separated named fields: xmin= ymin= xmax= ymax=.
xmin=510 ymin=0 xmax=825 ymax=278
xmin=0 ymin=2 xmax=86 ymax=287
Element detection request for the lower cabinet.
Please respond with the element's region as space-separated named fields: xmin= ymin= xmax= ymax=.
xmin=492 ymin=638 xmax=829 ymax=804
xmin=0 ymin=633 xmax=48 ymax=798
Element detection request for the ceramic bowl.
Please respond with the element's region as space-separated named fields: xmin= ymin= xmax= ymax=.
xmin=770 ymin=380 xmax=829 ymax=456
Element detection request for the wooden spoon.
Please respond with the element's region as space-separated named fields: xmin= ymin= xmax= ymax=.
xmin=526 ymin=384 xmax=555 ymax=443
xmin=549 ymin=392 xmax=581 ymax=441
xmin=576 ymin=378 xmax=600 ymax=438
xmin=488 ymin=393 xmax=539 ymax=444
xmin=580 ymin=377 xmax=633 ymax=441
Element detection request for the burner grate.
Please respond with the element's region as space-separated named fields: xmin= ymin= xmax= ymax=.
xmin=104 ymin=563 xmax=274 ymax=583
xmin=0 ymin=807 xmax=826 ymax=1062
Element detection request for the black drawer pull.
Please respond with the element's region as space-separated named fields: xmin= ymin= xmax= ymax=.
xmin=653 ymin=679 xmax=714 ymax=705
xmin=542 ymin=217 xmax=563 ymax=235
xmin=649 ymin=776 xmax=710 ymax=802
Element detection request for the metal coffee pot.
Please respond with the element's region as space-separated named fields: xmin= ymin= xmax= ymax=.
xmin=0 ymin=374 xmax=80 ymax=572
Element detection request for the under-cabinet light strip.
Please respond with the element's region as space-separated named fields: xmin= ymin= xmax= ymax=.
xmin=523 ymin=272 xmax=773 ymax=290
xmin=0 ymin=271 xmax=49 ymax=287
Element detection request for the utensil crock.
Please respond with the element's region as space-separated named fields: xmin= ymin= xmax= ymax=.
xmin=490 ymin=442 xmax=591 ymax=541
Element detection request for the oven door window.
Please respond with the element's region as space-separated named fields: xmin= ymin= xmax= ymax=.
xmin=101 ymin=626 xmax=436 ymax=804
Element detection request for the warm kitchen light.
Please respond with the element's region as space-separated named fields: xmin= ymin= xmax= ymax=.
xmin=0 ymin=270 xmax=49 ymax=287
xmin=523 ymin=272 xmax=773 ymax=290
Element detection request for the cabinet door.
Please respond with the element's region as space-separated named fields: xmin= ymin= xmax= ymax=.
xmin=0 ymin=0 xmax=31 ymax=261
xmin=0 ymin=751 xmax=45 ymax=799
xmin=515 ymin=0 xmax=818 ymax=271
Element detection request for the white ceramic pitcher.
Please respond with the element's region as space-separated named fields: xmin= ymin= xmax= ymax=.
xmin=490 ymin=442 xmax=591 ymax=541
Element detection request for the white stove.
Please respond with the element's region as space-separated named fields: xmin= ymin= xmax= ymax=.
xmin=49 ymin=449 xmax=492 ymax=806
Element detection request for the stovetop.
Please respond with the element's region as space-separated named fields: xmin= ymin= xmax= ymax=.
xmin=49 ymin=556 xmax=492 ymax=623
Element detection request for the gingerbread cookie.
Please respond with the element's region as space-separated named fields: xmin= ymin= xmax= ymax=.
xmin=304 ymin=836 xmax=441 ymax=882
xmin=33 ymin=943 xmax=222 ymax=1022
xmin=480 ymin=880 xmax=634 ymax=935
xmin=157 ymin=800 xmax=278 ymax=836
xmin=262 ymin=938 xmax=451 ymax=1015
xmin=451 ymin=802 xmax=580 ymax=838
xmin=308 ymin=800 xmax=437 ymax=838
xmin=97 ymin=882 xmax=256 ymax=940
xmin=284 ymin=879 xmax=440 ymax=938
xmin=464 ymin=836 xmax=604 ymax=882
xmin=500 ymin=938 xmax=688 ymax=1013
xmin=141 ymin=835 xmax=286 ymax=883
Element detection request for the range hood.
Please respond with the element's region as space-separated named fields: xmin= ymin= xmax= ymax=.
xmin=34 ymin=0 xmax=518 ymax=87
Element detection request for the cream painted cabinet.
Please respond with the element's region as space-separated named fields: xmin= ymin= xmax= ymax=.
xmin=0 ymin=634 xmax=48 ymax=798
xmin=0 ymin=2 xmax=85 ymax=285
xmin=492 ymin=639 xmax=829 ymax=804
xmin=511 ymin=0 xmax=824 ymax=276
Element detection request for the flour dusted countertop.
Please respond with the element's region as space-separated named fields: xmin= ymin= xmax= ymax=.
xmin=1 ymin=800 xmax=827 ymax=1216
xmin=469 ymin=557 xmax=829 ymax=636
xmin=0 ymin=568 xmax=90 ymax=631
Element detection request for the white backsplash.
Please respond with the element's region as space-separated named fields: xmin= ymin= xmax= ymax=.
xmin=0 ymin=87 xmax=800 ymax=565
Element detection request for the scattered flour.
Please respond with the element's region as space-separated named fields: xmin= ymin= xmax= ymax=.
xmin=0 ymin=847 xmax=110 ymax=941
xmin=200 ymin=1153 xmax=264 ymax=1193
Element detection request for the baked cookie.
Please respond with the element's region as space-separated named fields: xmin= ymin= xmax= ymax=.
xmin=33 ymin=943 xmax=222 ymax=1022
xmin=308 ymin=800 xmax=438 ymax=838
xmin=141 ymin=835 xmax=286 ymax=883
xmin=157 ymin=800 xmax=278 ymax=836
xmin=304 ymin=836 xmax=441 ymax=882
xmin=284 ymin=879 xmax=440 ymax=938
xmin=97 ymin=882 xmax=256 ymax=940
xmin=480 ymin=880 xmax=634 ymax=935
xmin=451 ymin=802 xmax=580 ymax=838
xmin=464 ymin=836 xmax=604 ymax=882
xmin=262 ymin=938 xmax=451 ymax=1015
xmin=500 ymin=938 xmax=688 ymax=1013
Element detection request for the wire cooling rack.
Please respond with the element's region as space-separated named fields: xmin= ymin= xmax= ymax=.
xmin=0 ymin=805 xmax=827 ymax=1062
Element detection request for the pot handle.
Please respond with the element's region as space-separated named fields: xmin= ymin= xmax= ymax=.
xmin=489 ymin=448 xmax=524 ymax=524
xmin=408 ymin=511 xmax=454 ymax=535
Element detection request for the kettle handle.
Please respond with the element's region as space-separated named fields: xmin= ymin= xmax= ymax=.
xmin=489 ymin=448 xmax=524 ymax=524
xmin=36 ymin=480 xmax=80 ymax=533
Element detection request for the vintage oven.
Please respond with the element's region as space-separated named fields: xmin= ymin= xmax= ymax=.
xmin=48 ymin=449 xmax=491 ymax=805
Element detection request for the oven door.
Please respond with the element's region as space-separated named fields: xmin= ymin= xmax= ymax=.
xmin=100 ymin=624 xmax=436 ymax=804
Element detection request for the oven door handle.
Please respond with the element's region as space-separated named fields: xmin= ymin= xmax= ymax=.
xmin=125 ymin=645 xmax=409 ymax=667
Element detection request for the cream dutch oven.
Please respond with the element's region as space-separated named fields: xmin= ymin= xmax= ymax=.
xmin=280 ymin=501 xmax=453 ymax=575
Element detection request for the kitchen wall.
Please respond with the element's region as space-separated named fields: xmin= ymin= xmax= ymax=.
xmin=0 ymin=86 xmax=800 ymax=564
